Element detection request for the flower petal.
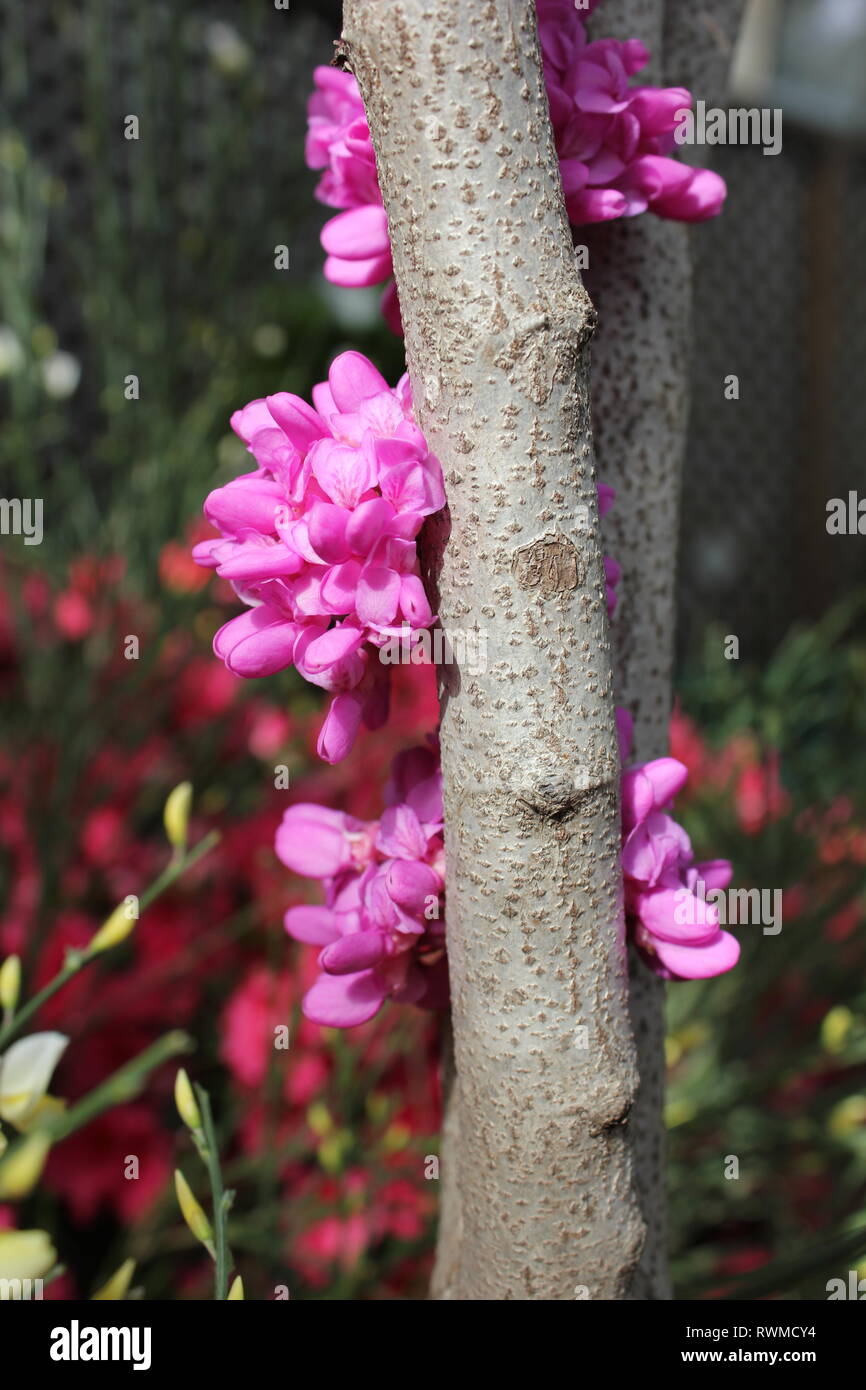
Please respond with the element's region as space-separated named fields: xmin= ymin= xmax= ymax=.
xmin=328 ymin=351 xmax=391 ymax=411
xmin=653 ymin=930 xmax=741 ymax=980
xmin=0 ymin=1032 xmax=69 ymax=1127
xmin=275 ymin=805 xmax=355 ymax=877
xmin=321 ymin=205 xmax=391 ymax=260
xmin=321 ymin=932 xmax=387 ymax=975
xmin=303 ymin=969 xmax=386 ymax=1026
xmin=0 ymin=1230 xmax=57 ymax=1282
xmin=284 ymin=905 xmax=340 ymax=946
xmin=356 ymin=566 xmax=401 ymax=626
xmin=317 ymin=691 xmax=363 ymax=764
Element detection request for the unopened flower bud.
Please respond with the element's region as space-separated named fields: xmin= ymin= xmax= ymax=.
xmin=174 ymin=1068 xmax=202 ymax=1133
xmin=164 ymin=782 xmax=193 ymax=851
xmin=174 ymin=1169 xmax=213 ymax=1251
xmin=92 ymin=1258 xmax=136 ymax=1301
xmin=89 ymin=900 xmax=137 ymax=954
xmin=0 ymin=1130 xmax=51 ymax=1199
xmin=0 ymin=954 xmax=21 ymax=1013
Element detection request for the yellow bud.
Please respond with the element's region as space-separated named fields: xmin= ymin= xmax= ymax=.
xmin=828 ymin=1095 xmax=866 ymax=1139
xmin=164 ymin=782 xmax=193 ymax=851
xmin=92 ymin=1257 xmax=136 ymax=1301
xmin=664 ymin=1099 xmax=696 ymax=1130
xmin=0 ymin=955 xmax=21 ymax=1013
xmin=0 ymin=1130 xmax=51 ymax=1199
xmin=227 ymin=1274 xmax=244 ymax=1300
xmin=89 ymin=902 xmax=136 ymax=954
xmin=174 ymin=1169 xmax=213 ymax=1251
xmin=365 ymin=1092 xmax=389 ymax=1124
xmin=679 ymin=1023 xmax=710 ymax=1051
xmin=382 ymin=1121 xmax=410 ymax=1154
xmin=174 ymin=1069 xmax=202 ymax=1133
xmin=821 ymin=1006 xmax=853 ymax=1055
xmin=317 ymin=1129 xmax=352 ymax=1175
xmin=307 ymin=1101 xmax=332 ymax=1137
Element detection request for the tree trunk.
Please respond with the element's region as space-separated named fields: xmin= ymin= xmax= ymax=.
xmin=584 ymin=0 xmax=746 ymax=1299
xmin=342 ymin=0 xmax=644 ymax=1300
xmin=583 ymin=0 xmax=686 ymax=1303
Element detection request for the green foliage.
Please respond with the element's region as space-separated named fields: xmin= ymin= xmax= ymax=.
xmin=0 ymin=3 xmax=403 ymax=590
xmin=669 ymin=599 xmax=866 ymax=1298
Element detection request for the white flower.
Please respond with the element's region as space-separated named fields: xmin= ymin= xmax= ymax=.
xmin=0 ymin=1031 xmax=68 ymax=1129
xmin=39 ymin=350 xmax=80 ymax=400
xmin=0 ymin=1229 xmax=56 ymax=1283
xmin=204 ymin=21 xmax=251 ymax=76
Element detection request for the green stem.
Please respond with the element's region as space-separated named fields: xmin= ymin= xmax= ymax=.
xmin=0 ymin=831 xmax=219 ymax=1050
xmin=195 ymin=1084 xmax=232 ymax=1301
xmin=51 ymin=1031 xmax=194 ymax=1142
xmin=0 ymin=1032 xmax=193 ymax=1190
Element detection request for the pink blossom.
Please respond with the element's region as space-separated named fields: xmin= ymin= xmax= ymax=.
xmin=538 ymin=0 xmax=726 ymax=224
xmin=619 ymin=742 xmax=740 ymax=980
xmin=305 ymin=67 xmax=401 ymax=330
xmin=306 ymin=1 xmax=725 ymax=322
xmin=279 ymin=716 xmax=740 ymax=1025
xmin=194 ymin=352 xmax=444 ymax=763
xmin=278 ymin=742 xmax=448 ymax=1026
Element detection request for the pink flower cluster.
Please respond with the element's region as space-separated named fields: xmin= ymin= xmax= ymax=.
xmin=256 ymin=423 xmax=737 ymax=1012
xmin=618 ymin=712 xmax=740 ymax=980
xmin=305 ymin=0 xmax=725 ymax=325
xmin=195 ymin=0 xmax=741 ymax=1022
xmin=279 ymin=704 xmax=738 ymax=1028
xmin=305 ymin=68 xmax=401 ymax=331
xmin=194 ymin=351 xmax=444 ymax=763
xmin=538 ymin=0 xmax=726 ymax=224
xmin=278 ymin=742 xmax=448 ymax=1026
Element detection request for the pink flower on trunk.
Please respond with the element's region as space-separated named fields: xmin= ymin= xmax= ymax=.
xmin=278 ymin=717 xmax=740 ymax=1028
xmin=278 ymin=742 xmax=449 ymax=1026
xmin=194 ymin=352 xmax=444 ymax=763
xmin=538 ymin=0 xmax=726 ymax=224
xmin=305 ymin=68 xmax=401 ymax=331
xmin=619 ymin=737 xmax=740 ymax=980
xmin=305 ymin=2 xmax=725 ymax=326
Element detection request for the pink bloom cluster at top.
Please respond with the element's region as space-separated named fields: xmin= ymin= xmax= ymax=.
xmin=194 ymin=351 xmax=445 ymax=764
xmin=618 ymin=711 xmax=740 ymax=980
xmin=305 ymin=0 xmax=725 ymax=326
xmin=278 ymin=742 xmax=448 ymax=1026
xmin=537 ymin=0 xmax=726 ymax=224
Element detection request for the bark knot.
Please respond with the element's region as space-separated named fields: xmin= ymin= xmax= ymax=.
xmin=515 ymin=771 xmax=616 ymax=824
xmin=512 ymin=534 xmax=582 ymax=596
